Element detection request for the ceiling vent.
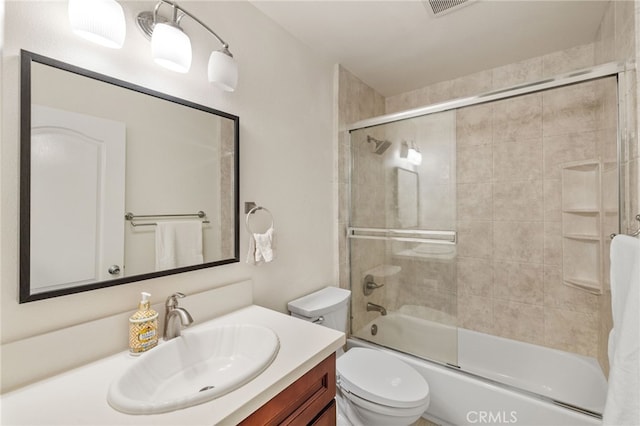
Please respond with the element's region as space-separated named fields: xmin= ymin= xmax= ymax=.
xmin=423 ymin=0 xmax=475 ymax=17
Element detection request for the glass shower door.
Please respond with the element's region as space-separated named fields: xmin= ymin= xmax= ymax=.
xmin=349 ymin=110 xmax=458 ymax=366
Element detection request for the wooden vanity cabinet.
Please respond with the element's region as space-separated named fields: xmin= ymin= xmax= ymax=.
xmin=239 ymin=353 xmax=336 ymax=426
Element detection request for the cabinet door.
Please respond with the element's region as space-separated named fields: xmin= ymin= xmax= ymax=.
xmin=240 ymin=353 xmax=336 ymax=426
xmin=310 ymin=400 xmax=336 ymax=426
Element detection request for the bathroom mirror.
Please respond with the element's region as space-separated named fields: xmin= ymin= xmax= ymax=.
xmin=20 ymin=50 xmax=240 ymax=303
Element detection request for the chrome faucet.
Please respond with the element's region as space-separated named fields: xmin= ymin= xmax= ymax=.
xmin=366 ymin=302 xmax=387 ymax=316
xmin=163 ymin=292 xmax=194 ymax=340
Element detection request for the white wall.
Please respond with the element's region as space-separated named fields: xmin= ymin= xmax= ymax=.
xmin=1 ymin=0 xmax=336 ymax=391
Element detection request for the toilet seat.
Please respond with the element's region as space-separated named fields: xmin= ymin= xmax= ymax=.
xmin=336 ymin=348 xmax=430 ymax=409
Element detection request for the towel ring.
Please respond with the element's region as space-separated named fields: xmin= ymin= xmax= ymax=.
xmin=246 ymin=206 xmax=274 ymax=234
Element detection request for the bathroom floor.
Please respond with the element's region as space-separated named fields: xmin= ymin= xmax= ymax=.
xmin=413 ymin=418 xmax=439 ymax=426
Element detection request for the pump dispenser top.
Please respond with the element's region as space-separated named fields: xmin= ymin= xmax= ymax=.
xmin=138 ymin=292 xmax=151 ymax=310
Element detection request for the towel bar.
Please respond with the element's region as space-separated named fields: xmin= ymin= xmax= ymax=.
xmin=246 ymin=206 xmax=273 ymax=234
xmin=125 ymin=211 xmax=210 ymax=227
xmin=610 ymin=214 xmax=640 ymax=239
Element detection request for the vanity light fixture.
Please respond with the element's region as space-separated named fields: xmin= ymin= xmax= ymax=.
xmin=68 ymin=0 xmax=126 ymax=49
xmin=401 ymin=140 xmax=423 ymax=166
xmin=137 ymin=0 xmax=238 ymax=91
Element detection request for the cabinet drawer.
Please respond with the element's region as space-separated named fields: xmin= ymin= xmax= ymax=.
xmin=310 ymin=399 xmax=336 ymax=426
xmin=240 ymin=353 xmax=336 ymax=426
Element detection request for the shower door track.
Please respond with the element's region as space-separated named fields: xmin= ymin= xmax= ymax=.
xmin=346 ymin=61 xmax=629 ymax=132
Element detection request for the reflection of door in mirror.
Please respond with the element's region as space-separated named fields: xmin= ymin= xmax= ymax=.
xmin=30 ymin=105 xmax=125 ymax=294
xmin=396 ymin=168 xmax=419 ymax=229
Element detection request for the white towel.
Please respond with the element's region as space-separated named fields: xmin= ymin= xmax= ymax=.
xmin=246 ymin=227 xmax=275 ymax=265
xmin=603 ymin=235 xmax=640 ymax=425
xmin=155 ymin=220 xmax=204 ymax=271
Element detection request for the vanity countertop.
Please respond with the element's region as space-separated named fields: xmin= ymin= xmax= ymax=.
xmin=0 ymin=305 xmax=345 ymax=425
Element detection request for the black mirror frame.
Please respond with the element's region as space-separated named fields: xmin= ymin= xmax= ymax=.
xmin=19 ymin=50 xmax=240 ymax=303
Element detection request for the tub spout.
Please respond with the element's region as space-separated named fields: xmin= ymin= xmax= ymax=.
xmin=367 ymin=302 xmax=387 ymax=316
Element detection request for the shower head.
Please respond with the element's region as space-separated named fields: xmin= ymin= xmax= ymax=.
xmin=367 ymin=136 xmax=392 ymax=155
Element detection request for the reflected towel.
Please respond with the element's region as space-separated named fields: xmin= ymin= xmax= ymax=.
xmin=603 ymin=235 xmax=640 ymax=426
xmin=247 ymin=227 xmax=275 ymax=265
xmin=155 ymin=220 xmax=204 ymax=271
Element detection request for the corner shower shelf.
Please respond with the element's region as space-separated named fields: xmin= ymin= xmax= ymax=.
xmin=560 ymin=159 xmax=616 ymax=295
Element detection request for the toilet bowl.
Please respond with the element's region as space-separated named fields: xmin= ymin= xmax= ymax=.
xmin=288 ymin=287 xmax=430 ymax=426
xmin=336 ymin=347 xmax=430 ymax=426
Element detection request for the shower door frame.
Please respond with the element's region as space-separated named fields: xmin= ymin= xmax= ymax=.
xmin=345 ymin=60 xmax=634 ymax=419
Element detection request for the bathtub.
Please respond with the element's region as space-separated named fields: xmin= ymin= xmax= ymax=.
xmin=350 ymin=309 xmax=607 ymax=426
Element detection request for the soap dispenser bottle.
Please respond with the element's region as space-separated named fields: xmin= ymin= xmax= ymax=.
xmin=129 ymin=292 xmax=159 ymax=355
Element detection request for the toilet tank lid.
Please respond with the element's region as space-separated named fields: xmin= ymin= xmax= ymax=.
xmin=287 ymin=287 xmax=351 ymax=317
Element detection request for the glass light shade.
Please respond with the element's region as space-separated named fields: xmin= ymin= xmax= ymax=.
xmin=151 ymin=23 xmax=192 ymax=73
xmin=208 ymin=50 xmax=238 ymax=92
xmin=68 ymin=0 xmax=126 ymax=49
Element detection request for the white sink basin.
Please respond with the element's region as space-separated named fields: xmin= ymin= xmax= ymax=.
xmin=107 ymin=324 xmax=279 ymax=414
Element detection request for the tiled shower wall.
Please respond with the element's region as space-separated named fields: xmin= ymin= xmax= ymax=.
xmin=452 ymin=77 xmax=616 ymax=359
xmin=336 ymin=66 xmax=387 ymax=332
xmin=338 ymin=0 xmax=638 ymax=371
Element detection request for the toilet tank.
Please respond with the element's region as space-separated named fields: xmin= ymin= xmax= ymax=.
xmin=288 ymin=287 xmax=351 ymax=333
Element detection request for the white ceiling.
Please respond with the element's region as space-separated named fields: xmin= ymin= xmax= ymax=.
xmin=250 ymin=0 xmax=610 ymax=97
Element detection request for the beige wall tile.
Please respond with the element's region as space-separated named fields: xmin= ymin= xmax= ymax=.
xmin=542 ymin=43 xmax=595 ymax=77
xmin=457 ymin=144 xmax=492 ymax=183
xmin=494 ymin=261 xmax=544 ymax=305
xmin=385 ymin=90 xmax=418 ymax=115
xmin=614 ymin=0 xmax=636 ymax=60
xmin=493 ymin=140 xmax=543 ymax=182
xmin=493 ymin=221 xmax=544 ymax=263
xmin=456 ymin=103 xmax=493 ymax=148
xmin=542 ymin=131 xmax=598 ymax=179
xmin=542 ymin=81 xmax=599 ymax=137
xmin=599 ymin=291 xmax=613 ymax=374
xmin=458 ymin=294 xmax=493 ymax=334
xmin=493 ymin=93 xmax=542 ymax=143
xmin=543 ymin=265 xmax=599 ymax=314
xmin=543 ymin=179 xmax=562 ymax=222
xmin=457 ymin=257 xmax=493 ymax=297
xmin=543 ymin=221 xmax=562 ymax=266
xmin=594 ymin=1 xmax=615 ymax=64
xmin=427 ymin=80 xmax=454 ymax=104
xmin=493 ymin=181 xmax=543 ymax=221
xmin=544 ymin=307 xmax=599 ymax=357
xmin=457 ymin=221 xmax=493 ymax=259
xmin=451 ymin=69 xmax=493 ymax=99
xmin=457 ymin=183 xmax=492 ymax=221
xmin=492 ymin=57 xmax=543 ymax=90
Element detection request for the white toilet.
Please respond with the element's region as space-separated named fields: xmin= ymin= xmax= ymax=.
xmin=288 ymin=287 xmax=430 ymax=426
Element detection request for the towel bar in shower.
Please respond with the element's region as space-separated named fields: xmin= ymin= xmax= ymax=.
xmin=610 ymin=214 xmax=640 ymax=239
xmin=347 ymin=227 xmax=456 ymax=244
xmin=125 ymin=211 xmax=210 ymax=227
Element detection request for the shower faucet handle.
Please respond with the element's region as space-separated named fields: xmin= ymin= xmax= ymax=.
xmin=363 ymin=274 xmax=384 ymax=296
